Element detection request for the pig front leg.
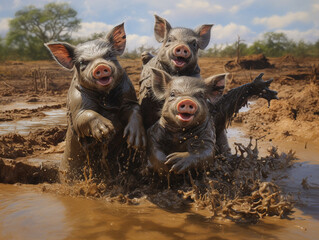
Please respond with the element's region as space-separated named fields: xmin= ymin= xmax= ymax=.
xmin=165 ymin=146 xmax=214 ymax=174
xmin=123 ymin=106 xmax=147 ymax=149
xmin=74 ymin=110 xmax=115 ymax=142
xmin=216 ymin=129 xmax=231 ymax=155
xmin=165 ymin=131 xmax=215 ymax=174
xmin=147 ymin=137 xmax=170 ymax=174
xmin=252 ymin=73 xmax=278 ymax=104
xmin=212 ymin=73 xmax=278 ymax=129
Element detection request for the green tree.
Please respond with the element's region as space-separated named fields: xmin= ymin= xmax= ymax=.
xmin=312 ymin=40 xmax=319 ymax=57
xmin=248 ymin=32 xmax=292 ymax=57
xmin=6 ymin=2 xmax=80 ymax=60
xmin=247 ymin=40 xmax=265 ymax=55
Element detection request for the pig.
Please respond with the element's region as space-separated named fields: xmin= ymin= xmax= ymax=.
xmin=138 ymin=15 xmax=233 ymax=156
xmin=45 ymin=23 xmax=146 ymax=181
xmin=139 ymin=15 xmax=213 ymax=130
xmin=147 ymin=68 xmax=277 ymax=175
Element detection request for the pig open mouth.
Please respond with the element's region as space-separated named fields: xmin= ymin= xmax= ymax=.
xmin=172 ymin=57 xmax=188 ymax=68
xmin=177 ymin=112 xmax=194 ymax=122
xmin=96 ymin=76 xmax=112 ymax=86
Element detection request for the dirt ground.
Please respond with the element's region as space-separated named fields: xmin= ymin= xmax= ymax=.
xmin=0 ymin=56 xmax=319 ymax=160
xmin=0 ymin=55 xmax=318 ymax=222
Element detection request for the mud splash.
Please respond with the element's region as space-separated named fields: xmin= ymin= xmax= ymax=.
xmin=40 ymin=138 xmax=295 ymax=224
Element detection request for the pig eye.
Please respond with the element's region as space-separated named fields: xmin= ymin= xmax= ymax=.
xmin=192 ymin=40 xmax=197 ymax=48
xmin=170 ymin=92 xmax=175 ymax=97
xmin=79 ymin=60 xmax=89 ymax=67
xmin=167 ymin=36 xmax=175 ymax=43
xmin=195 ymin=92 xmax=205 ymax=99
xmin=79 ymin=61 xmax=89 ymax=71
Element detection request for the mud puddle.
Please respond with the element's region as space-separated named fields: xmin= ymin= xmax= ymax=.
xmin=1 ymin=101 xmax=319 ymax=239
xmin=23 ymin=153 xmax=62 ymax=166
xmin=0 ymin=183 xmax=317 ymax=240
xmin=0 ymin=108 xmax=66 ymax=135
xmin=1 ymin=101 xmax=60 ymax=111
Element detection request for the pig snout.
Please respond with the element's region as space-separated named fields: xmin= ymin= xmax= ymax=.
xmin=172 ymin=45 xmax=191 ymax=68
xmin=173 ymin=45 xmax=191 ymax=58
xmin=176 ymin=99 xmax=197 ymax=122
xmin=93 ymin=64 xmax=113 ymax=86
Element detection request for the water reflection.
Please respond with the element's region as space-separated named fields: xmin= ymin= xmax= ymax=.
xmin=0 ymin=100 xmax=319 ymax=239
xmin=0 ymin=183 xmax=318 ymax=240
xmin=0 ymin=185 xmax=69 ymax=240
xmin=0 ymin=109 xmax=67 ymax=135
xmin=1 ymin=102 xmax=59 ymax=111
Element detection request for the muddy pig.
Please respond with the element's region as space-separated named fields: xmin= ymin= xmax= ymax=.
xmin=139 ymin=15 xmax=213 ymax=130
xmin=147 ymin=68 xmax=277 ymax=175
xmin=45 ymin=23 xmax=146 ymax=181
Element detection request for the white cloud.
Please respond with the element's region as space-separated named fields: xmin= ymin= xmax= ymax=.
xmin=229 ymin=0 xmax=255 ymax=13
xmin=126 ymin=34 xmax=158 ymax=51
xmin=253 ymin=11 xmax=310 ymax=29
xmin=162 ymin=9 xmax=171 ymax=16
xmin=0 ymin=18 xmax=10 ymax=36
xmin=69 ymin=21 xmax=159 ymax=51
xmin=72 ymin=21 xmax=114 ymax=38
xmin=163 ymin=0 xmax=223 ymax=17
xmin=176 ymin=0 xmax=223 ymax=12
xmin=137 ymin=18 xmax=147 ymax=23
xmin=211 ymin=23 xmax=253 ymax=45
xmin=275 ymin=28 xmax=319 ymax=43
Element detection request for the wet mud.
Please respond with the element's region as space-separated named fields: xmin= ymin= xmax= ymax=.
xmin=0 ymin=57 xmax=319 ymax=238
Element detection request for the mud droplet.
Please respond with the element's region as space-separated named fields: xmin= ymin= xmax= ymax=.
xmin=194 ymin=135 xmax=198 ymax=139
xmin=182 ymin=128 xmax=186 ymax=132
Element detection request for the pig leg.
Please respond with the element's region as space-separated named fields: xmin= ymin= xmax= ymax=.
xmin=123 ymin=105 xmax=146 ymax=148
xmin=165 ymin=147 xmax=214 ymax=174
xmin=212 ymin=73 xmax=278 ymax=130
xmin=60 ymin=127 xmax=86 ymax=182
xmin=216 ymin=129 xmax=231 ymax=155
xmin=74 ymin=110 xmax=115 ymax=143
xmin=147 ymin=137 xmax=170 ymax=174
xmin=165 ymin=129 xmax=216 ymax=174
xmin=118 ymin=76 xmax=147 ymax=149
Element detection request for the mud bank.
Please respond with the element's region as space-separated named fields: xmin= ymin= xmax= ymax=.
xmin=235 ymin=82 xmax=319 ymax=144
xmin=0 ymin=157 xmax=59 ymax=184
xmin=0 ymin=57 xmax=318 ymax=230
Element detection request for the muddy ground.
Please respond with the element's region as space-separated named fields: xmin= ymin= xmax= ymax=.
xmin=1 ymin=56 xmax=318 ymax=160
xmin=0 ymin=56 xmax=318 ymax=222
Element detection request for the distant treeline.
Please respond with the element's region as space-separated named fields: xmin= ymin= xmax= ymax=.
xmin=2 ymin=31 xmax=318 ymax=62
xmin=0 ymin=2 xmax=318 ymax=61
xmin=200 ymin=32 xmax=319 ymax=58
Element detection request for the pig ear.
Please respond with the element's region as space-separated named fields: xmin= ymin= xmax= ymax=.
xmin=195 ymin=24 xmax=213 ymax=49
xmin=154 ymin=15 xmax=172 ymax=43
xmin=106 ymin=23 xmax=126 ymax=55
xmin=150 ymin=67 xmax=172 ymax=100
xmin=45 ymin=42 xmax=75 ymax=70
xmin=204 ymin=73 xmax=228 ymax=103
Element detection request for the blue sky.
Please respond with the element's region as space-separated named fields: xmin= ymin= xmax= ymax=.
xmin=0 ymin=0 xmax=318 ymax=50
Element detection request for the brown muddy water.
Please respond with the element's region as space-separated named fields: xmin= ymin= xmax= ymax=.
xmin=1 ymin=102 xmax=319 ymax=240
xmin=0 ymin=108 xmax=66 ymax=135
